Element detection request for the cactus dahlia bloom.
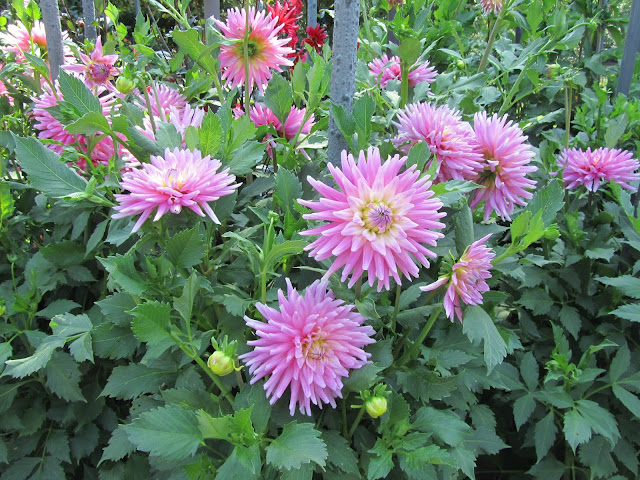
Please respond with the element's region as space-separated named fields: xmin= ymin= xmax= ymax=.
xmin=240 ymin=279 xmax=375 ymax=416
xmin=470 ymin=112 xmax=537 ymax=221
xmin=215 ymin=7 xmax=294 ymax=92
xmin=65 ymin=37 xmax=118 ymax=88
xmin=300 ymin=147 xmax=446 ymax=291
xmin=393 ymin=102 xmax=483 ymax=183
xmin=421 ymin=234 xmax=495 ymax=323
xmin=112 ymin=148 xmax=240 ymax=233
xmin=480 ymin=0 xmax=503 ymax=15
xmin=249 ymin=103 xmax=314 ymax=140
xmin=368 ymin=54 xmax=437 ymax=89
xmin=557 ymin=147 xmax=640 ymax=192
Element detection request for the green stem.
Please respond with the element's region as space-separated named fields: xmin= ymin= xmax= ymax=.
xmin=341 ymin=398 xmax=348 ymax=438
xmin=347 ymin=406 xmax=365 ymax=439
xmin=243 ymin=0 xmax=251 ymax=111
xmin=390 ymin=284 xmax=402 ymax=332
xmin=397 ymin=306 xmax=442 ymax=366
xmin=400 ymin=61 xmax=409 ymax=107
xmin=355 ymin=278 xmax=362 ymax=302
xmin=583 ymin=383 xmax=611 ymax=400
xmin=492 ymin=245 xmax=517 ymax=266
xmin=564 ymin=84 xmax=572 ymax=149
xmin=235 ymin=368 xmax=245 ymax=389
xmin=260 ymin=270 xmax=267 ymax=305
xmin=478 ymin=3 xmax=509 ymax=73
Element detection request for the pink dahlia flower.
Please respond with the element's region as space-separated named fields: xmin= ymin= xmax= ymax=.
xmin=240 ymin=279 xmax=375 ymax=416
xmin=135 ymin=83 xmax=187 ymax=120
xmin=393 ymin=102 xmax=483 ymax=183
xmin=32 ymin=84 xmax=81 ymax=154
xmin=249 ymin=103 xmax=314 ymax=140
xmin=65 ymin=37 xmax=118 ymax=88
xmin=0 ymin=20 xmax=73 ymax=64
xmin=112 ymin=148 xmax=240 ymax=233
xmin=368 ymin=54 xmax=437 ymax=89
xmin=421 ymin=234 xmax=495 ymax=323
xmin=557 ymin=147 xmax=640 ymax=192
xmin=300 ymin=147 xmax=446 ymax=291
xmin=480 ymin=0 xmax=503 ymax=15
xmin=470 ymin=112 xmax=537 ymax=221
xmin=215 ymin=7 xmax=295 ymax=92
xmin=0 ymin=64 xmax=14 ymax=106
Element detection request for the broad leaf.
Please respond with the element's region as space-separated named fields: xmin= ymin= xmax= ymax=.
xmin=462 ymin=306 xmax=507 ymax=372
xmin=101 ymin=364 xmax=177 ymax=399
xmin=266 ymin=422 xmax=327 ymax=470
xmin=166 ymin=227 xmax=206 ymax=269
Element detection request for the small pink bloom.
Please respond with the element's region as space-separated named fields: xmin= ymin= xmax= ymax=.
xmin=557 ymin=147 xmax=640 ymax=192
xmin=240 ymin=279 xmax=375 ymax=416
xmin=480 ymin=0 xmax=503 ymax=15
xmin=470 ymin=112 xmax=537 ymax=221
xmin=249 ymin=103 xmax=314 ymax=140
xmin=393 ymin=102 xmax=483 ymax=183
xmin=368 ymin=54 xmax=437 ymax=88
xmin=421 ymin=234 xmax=495 ymax=322
xmin=112 ymin=148 xmax=240 ymax=232
xmin=0 ymin=20 xmax=72 ymax=64
xmin=135 ymin=83 xmax=188 ymax=120
xmin=300 ymin=147 xmax=446 ymax=291
xmin=215 ymin=7 xmax=295 ymax=92
xmin=65 ymin=37 xmax=119 ymax=88
xmin=0 ymin=64 xmax=14 ymax=106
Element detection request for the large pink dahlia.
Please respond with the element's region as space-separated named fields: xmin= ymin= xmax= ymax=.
xmin=393 ymin=102 xmax=483 ymax=183
xmin=112 ymin=148 xmax=240 ymax=233
xmin=421 ymin=234 xmax=495 ymax=323
xmin=368 ymin=54 xmax=437 ymax=88
xmin=470 ymin=112 xmax=537 ymax=221
xmin=249 ymin=103 xmax=314 ymax=140
xmin=215 ymin=7 xmax=295 ymax=92
xmin=557 ymin=147 xmax=640 ymax=192
xmin=300 ymin=147 xmax=446 ymax=291
xmin=240 ymin=279 xmax=375 ymax=416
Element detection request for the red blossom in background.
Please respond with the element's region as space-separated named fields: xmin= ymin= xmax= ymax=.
xmin=302 ymin=25 xmax=328 ymax=52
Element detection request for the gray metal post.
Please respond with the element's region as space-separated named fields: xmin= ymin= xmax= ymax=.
xmin=617 ymin=0 xmax=640 ymax=96
xmin=327 ymin=0 xmax=360 ymax=161
xmin=82 ymin=0 xmax=97 ymax=40
xmin=307 ymin=0 xmax=318 ymax=28
xmin=204 ymin=0 xmax=220 ymax=21
xmin=40 ymin=0 xmax=65 ymax=81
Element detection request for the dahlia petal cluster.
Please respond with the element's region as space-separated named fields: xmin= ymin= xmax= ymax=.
xmin=368 ymin=54 xmax=437 ymax=89
xmin=249 ymin=103 xmax=315 ymax=140
xmin=112 ymin=148 xmax=240 ymax=233
xmin=215 ymin=7 xmax=295 ymax=92
xmin=421 ymin=234 xmax=495 ymax=322
xmin=480 ymin=0 xmax=503 ymax=15
xmin=302 ymin=25 xmax=328 ymax=53
xmin=240 ymin=279 xmax=375 ymax=416
xmin=470 ymin=112 xmax=537 ymax=221
xmin=135 ymin=83 xmax=188 ymax=119
xmin=300 ymin=147 xmax=446 ymax=291
xmin=65 ymin=37 xmax=118 ymax=88
xmin=557 ymin=147 xmax=640 ymax=192
xmin=266 ymin=1 xmax=301 ymax=42
xmin=0 ymin=20 xmax=73 ymax=64
xmin=393 ymin=102 xmax=483 ymax=183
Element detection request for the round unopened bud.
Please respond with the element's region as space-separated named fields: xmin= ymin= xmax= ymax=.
xmin=456 ymin=59 xmax=465 ymax=69
xmin=546 ymin=64 xmax=561 ymax=80
xmin=207 ymin=351 xmax=235 ymax=376
xmin=0 ymin=304 xmax=5 ymax=317
xmin=116 ymin=77 xmax=136 ymax=95
xmin=365 ymin=397 xmax=388 ymax=418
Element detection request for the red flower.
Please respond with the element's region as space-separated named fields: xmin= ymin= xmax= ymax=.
xmin=302 ymin=25 xmax=328 ymax=52
xmin=266 ymin=1 xmax=301 ymax=40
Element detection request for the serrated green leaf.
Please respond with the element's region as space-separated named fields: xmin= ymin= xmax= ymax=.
xmin=234 ymin=382 xmax=271 ymax=434
xmin=215 ymin=445 xmax=261 ymax=479
xmin=353 ymin=94 xmax=375 ymax=150
xmin=464 ymin=426 xmax=508 ymax=455
xmin=520 ymin=351 xmax=539 ymax=391
xmin=174 ymin=272 xmax=200 ymax=323
xmin=96 ymin=293 xmax=137 ymax=326
xmin=266 ymin=422 xmax=327 ymax=470
xmin=413 ymin=407 xmax=471 ymax=447
xmin=462 ymin=306 xmax=507 ymax=372
xmin=610 ymin=303 xmax=640 ymax=322
xmin=198 ymin=112 xmax=223 ymax=158
xmin=275 ymin=168 xmax=303 ymax=216
xmin=367 ymin=449 xmax=393 ymax=480
xmin=98 ymin=254 xmax=147 ymax=296
xmin=45 ymin=351 xmax=86 ymax=402
xmin=171 ymin=28 xmax=218 ymax=75
xmin=124 ymin=404 xmax=203 ymax=462
xmin=0 ymin=436 xmax=6 ymax=464
xmin=558 ymin=305 xmax=581 ymax=339
xmin=15 ymin=136 xmax=88 ymax=199
xmin=130 ymin=301 xmax=174 ymax=359
xmin=563 ymin=409 xmax=591 ymax=452
xmin=609 ymin=344 xmax=630 ymax=382
xmin=45 ymin=429 xmax=70 ymax=463
xmin=523 ymin=179 xmax=564 ymax=227
xmin=101 ymin=364 xmax=176 ymax=399
xmin=612 ymin=384 xmax=640 ymax=417
xmin=578 ymin=436 xmax=617 ymax=479
xmin=517 ymin=288 xmax=554 ymax=315
xmin=513 ymin=393 xmax=536 ymax=430
xmin=526 ymin=456 xmax=565 ymax=480
xmin=585 ymin=247 xmax=614 ymax=261
xmin=322 ymin=430 xmax=359 ymax=474
xmin=604 ymin=115 xmax=628 ymax=148
xmin=100 ymin=427 xmax=137 ymax=465
xmin=330 ymin=103 xmax=355 ymax=146
xmin=397 ymin=36 xmax=422 ymax=66
xmin=228 ymin=141 xmax=264 ymax=176
xmin=535 ymin=411 xmax=557 ymax=461
xmin=0 ymin=182 xmax=15 ymax=225
xmin=65 ymin=111 xmax=111 ymax=135
xmin=36 ymin=300 xmax=82 ymax=319
xmin=261 ymin=240 xmax=307 ymax=275
xmin=264 ymin=74 xmax=293 ymax=125
xmin=58 ymin=71 xmax=101 ymax=115
xmin=2 ymin=336 xmax=65 ymax=378
xmin=166 ymin=227 xmax=206 ymax=269
xmin=454 ymin=204 xmax=474 ymax=254
xmin=596 ymin=275 xmax=640 ymax=299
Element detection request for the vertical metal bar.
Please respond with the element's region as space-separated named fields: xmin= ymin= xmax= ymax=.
xmin=204 ymin=0 xmax=220 ymax=21
xmin=617 ymin=0 xmax=640 ymax=96
xmin=307 ymin=0 xmax=318 ymax=28
xmin=83 ymin=0 xmax=97 ymax=40
xmin=40 ymin=0 xmax=65 ymax=81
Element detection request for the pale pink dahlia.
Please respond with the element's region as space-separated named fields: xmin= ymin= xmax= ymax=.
xmin=65 ymin=37 xmax=118 ymax=88
xmin=215 ymin=7 xmax=295 ymax=92
xmin=112 ymin=148 xmax=240 ymax=233
xmin=0 ymin=20 xmax=73 ymax=64
xmin=368 ymin=54 xmax=437 ymax=88
xmin=557 ymin=147 xmax=640 ymax=192
xmin=421 ymin=234 xmax=495 ymax=323
xmin=470 ymin=112 xmax=537 ymax=221
xmin=135 ymin=83 xmax=187 ymax=119
xmin=249 ymin=103 xmax=315 ymax=140
xmin=240 ymin=279 xmax=375 ymax=416
xmin=32 ymin=84 xmax=81 ymax=154
xmin=300 ymin=147 xmax=446 ymax=291
xmin=393 ymin=102 xmax=483 ymax=183
xmin=480 ymin=0 xmax=503 ymax=15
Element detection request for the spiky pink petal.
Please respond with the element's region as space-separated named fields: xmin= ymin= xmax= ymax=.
xmin=368 ymin=54 xmax=437 ymax=88
xmin=557 ymin=147 xmax=640 ymax=192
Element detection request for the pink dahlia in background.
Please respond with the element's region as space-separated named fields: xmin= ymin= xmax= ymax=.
xmin=368 ymin=54 xmax=437 ymax=88
xmin=394 ymin=102 xmax=483 ymax=183
xmin=0 ymin=20 xmax=73 ymax=64
xmin=470 ymin=112 xmax=537 ymax=221
xmin=557 ymin=147 xmax=640 ymax=192
xmin=32 ymin=84 xmax=81 ymax=154
xmin=421 ymin=234 xmax=495 ymax=322
xmin=0 ymin=64 xmax=14 ymax=106
xmin=480 ymin=0 xmax=503 ymax=15
xmin=169 ymin=105 xmax=206 ymax=137
xmin=249 ymin=103 xmax=315 ymax=140
xmin=135 ymin=83 xmax=187 ymax=119
xmin=240 ymin=279 xmax=375 ymax=416
xmin=112 ymin=148 xmax=240 ymax=233
xmin=300 ymin=147 xmax=446 ymax=291
xmin=65 ymin=37 xmax=118 ymax=88
xmin=215 ymin=7 xmax=295 ymax=92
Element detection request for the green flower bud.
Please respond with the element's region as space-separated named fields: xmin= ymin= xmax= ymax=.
xmin=116 ymin=77 xmax=136 ymax=95
xmin=456 ymin=59 xmax=465 ymax=69
xmin=365 ymin=396 xmax=388 ymax=418
xmin=0 ymin=304 xmax=5 ymax=317
xmin=207 ymin=351 xmax=235 ymax=376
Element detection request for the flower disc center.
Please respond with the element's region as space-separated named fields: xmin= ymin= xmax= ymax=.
xmin=89 ymin=63 xmax=111 ymax=83
xmin=364 ymin=202 xmax=394 ymax=233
